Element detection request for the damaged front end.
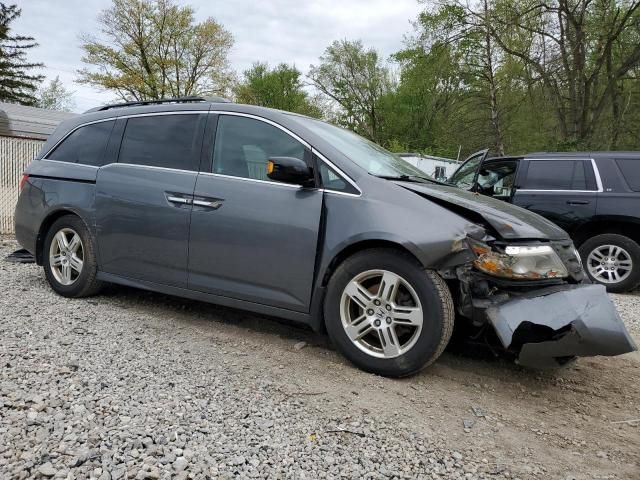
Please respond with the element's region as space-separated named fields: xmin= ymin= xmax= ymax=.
xmin=445 ymin=236 xmax=637 ymax=368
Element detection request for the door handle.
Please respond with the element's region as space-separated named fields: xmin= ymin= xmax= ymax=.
xmin=193 ymin=198 xmax=223 ymax=209
xmin=566 ymin=200 xmax=590 ymax=205
xmin=167 ymin=195 xmax=192 ymax=205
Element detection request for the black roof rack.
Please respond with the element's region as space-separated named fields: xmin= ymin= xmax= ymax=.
xmin=85 ymin=95 xmax=231 ymax=113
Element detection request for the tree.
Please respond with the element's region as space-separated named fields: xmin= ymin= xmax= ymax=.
xmin=308 ymin=40 xmax=392 ymax=142
xmin=36 ymin=76 xmax=75 ymax=111
xmin=482 ymin=0 xmax=640 ymax=147
xmin=0 ymin=3 xmax=43 ymax=105
xmin=78 ymin=0 xmax=234 ymax=101
xmin=235 ymin=62 xmax=322 ymax=117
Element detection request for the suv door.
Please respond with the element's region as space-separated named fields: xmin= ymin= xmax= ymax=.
xmin=95 ymin=113 xmax=207 ymax=287
xmin=447 ymin=149 xmax=489 ymax=190
xmin=511 ymin=158 xmax=598 ymax=234
xmin=187 ymin=113 xmax=323 ymax=312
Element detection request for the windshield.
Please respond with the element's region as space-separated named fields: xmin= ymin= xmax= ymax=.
xmin=291 ymin=115 xmax=434 ymax=180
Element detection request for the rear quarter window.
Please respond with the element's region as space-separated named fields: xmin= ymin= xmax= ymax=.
xmin=615 ymin=159 xmax=640 ymax=191
xmin=47 ymin=120 xmax=115 ymax=166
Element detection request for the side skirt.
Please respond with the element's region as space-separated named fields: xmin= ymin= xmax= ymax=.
xmin=96 ymin=271 xmax=312 ymax=325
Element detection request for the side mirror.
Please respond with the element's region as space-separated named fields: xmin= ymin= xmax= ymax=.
xmin=267 ymin=157 xmax=314 ymax=187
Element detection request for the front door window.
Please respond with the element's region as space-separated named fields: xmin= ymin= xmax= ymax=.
xmin=213 ymin=115 xmax=306 ymax=181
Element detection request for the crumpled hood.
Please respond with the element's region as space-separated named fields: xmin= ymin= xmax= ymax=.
xmin=398 ymin=182 xmax=568 ymax=241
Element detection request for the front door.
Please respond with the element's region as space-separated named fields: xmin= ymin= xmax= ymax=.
xmin=96 ymin=113 xmax=207 ymax=287
xmin=188 ymin=114 xmax=323 ymax=312
xmin=447 ymin=149 xmax=489 ymax=190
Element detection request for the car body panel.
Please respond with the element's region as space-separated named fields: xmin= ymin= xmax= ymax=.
xmin=15 ymin=160 xmax=98 ymax=259
xmin=188 ymin=173 xmax=323 ymax=312
xmin=398 ymin=182 xmax=568 ymax=241
xmin=487 ymin=284 xmax=637 ymax=368
xmin=95 ymin=164 xmax=198 ymax=287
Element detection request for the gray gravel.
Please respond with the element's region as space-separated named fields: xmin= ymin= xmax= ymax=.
xmin=1 ymin=238 xmax=638 ymax=479
xmin=0 ymin=240 xmax=504 ymax=479
xmin=610 ymin=290 xmax=640 ymax=336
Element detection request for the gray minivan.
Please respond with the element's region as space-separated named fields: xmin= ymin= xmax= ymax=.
xmin=14 ymin=97 xmax=636 ymax=376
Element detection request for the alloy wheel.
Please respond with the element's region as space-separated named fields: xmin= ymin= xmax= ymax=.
xmin=586 ymin=244 xmax=633 ymax=284
xmin=49 ymin=228 xmax=84 ymax=286
xmin=339 ymin=269 xmax=423 ymax=359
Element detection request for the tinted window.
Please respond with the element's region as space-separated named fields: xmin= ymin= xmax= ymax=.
xmin=118 ymin=114 xmax=205 ymax=171
xmin=213 ymin=115 xmax=305 ymax=181
xmin=48 ymin=120 xmax=115 ymax=166
xmin=523 ymin=160 xmax=596 ymax=190
xmin=616 ymin=159 xmax=640 ymax=191
xmin=572 ymin=160 xmax=587 ymax=190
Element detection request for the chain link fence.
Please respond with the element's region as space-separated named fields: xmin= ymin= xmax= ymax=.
xmin=0 ymin=136 xmax=43 ymax=234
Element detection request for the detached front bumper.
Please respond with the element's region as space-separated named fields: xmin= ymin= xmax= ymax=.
xmin=486 ymin=284 xmax=637 ymax=368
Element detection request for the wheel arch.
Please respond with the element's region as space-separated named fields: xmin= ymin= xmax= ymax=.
xmin=308 ymin=238 xmax=427 ymax=333
xmin=35 ymin=208 xmax=92 ymax=265
xmin=572 ymin=216 xmax=640 ymax=247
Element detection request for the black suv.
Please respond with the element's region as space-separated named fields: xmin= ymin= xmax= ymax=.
xmin=449 ymin=150 xmax=640 ymax=292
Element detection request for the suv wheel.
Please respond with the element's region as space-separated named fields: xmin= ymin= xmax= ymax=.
xmin=43 ymin=215 xmax=103 ymax=298
xmin=579 ymin=234 xmax=640 ymax=293
xmin=324 ymin=249 xmax=454 ymax=377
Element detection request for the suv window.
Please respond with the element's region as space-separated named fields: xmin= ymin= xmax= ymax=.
xmin=213 ymin=115 xmax=306 ymax=181
xmin=118 ymin=114 xmax=205 ymax=171
xmin=47 ymin=120 xmax=115 ymax=166
xmin=522 ymin=159 xmax=597 ymax=191
xmin=616 ymin=159 xmax=640 ymax=191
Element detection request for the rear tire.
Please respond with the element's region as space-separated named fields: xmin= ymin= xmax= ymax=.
xmin=324 ymin=249 xmax=454 ymax=377
xmin=43 ymin=215 xmax=103 ymax=298
xmin=579 ymin=233 xmax=640 ymax=293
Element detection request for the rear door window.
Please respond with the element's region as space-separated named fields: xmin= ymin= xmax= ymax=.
xmin=47 ymin=120 xmax=115 ymax=166
xmin=118 ymin=114 xmax=206 ymax=171
xmin=522 ymin=159 xmax=597 ymax=191
xmin=615 ymin=159 xmax=640 ymax=191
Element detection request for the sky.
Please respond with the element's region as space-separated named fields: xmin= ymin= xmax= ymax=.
xmin=14 ymin=0 xmax=423 ymax=112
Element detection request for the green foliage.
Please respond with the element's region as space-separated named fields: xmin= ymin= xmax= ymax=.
xmin=0 ymin=3 xmax=43 ymax=105
xmin=308 ymin=40 xmax=392 ymax=142
xmin=235 ymin=63 xmax=322 ymax=117
xmin=36 ymin=76 xmax=75 ymax=112
xmin=78 ymin=0 xmax=234 ymax=101
xmin=311 ymin=0 xmax=640 ymax=157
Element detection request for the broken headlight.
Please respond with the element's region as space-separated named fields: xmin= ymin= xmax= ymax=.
xmin=469 ymin=240 xmax=568 ymax=280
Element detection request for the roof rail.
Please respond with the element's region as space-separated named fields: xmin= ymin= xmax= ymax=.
xmin=84 ymin=95 xmax=231 ymax=113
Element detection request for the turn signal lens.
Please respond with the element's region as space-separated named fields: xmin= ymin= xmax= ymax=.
xmin=267 ymin=160 xmax=274 ymax=175
xmin=19 ymin=174 xmax=29 ymax=191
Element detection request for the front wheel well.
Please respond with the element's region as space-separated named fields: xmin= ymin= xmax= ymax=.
xmin=320 ymin=240 xmax=427 ymax=290
xmin=35 ymin=210 xmax=84 ymax=265
xmin=572 ymin=220 xmax=640 ymax=247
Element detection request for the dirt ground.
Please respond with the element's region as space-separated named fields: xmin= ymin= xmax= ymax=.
xmin=116 ymin=296 xmax=640 ymax=479
xmin=1 ymin=237 xmax=639 ymax=479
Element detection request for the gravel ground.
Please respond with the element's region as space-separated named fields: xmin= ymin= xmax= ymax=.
xmin=1 ymin=238 xmax=639 ymax=480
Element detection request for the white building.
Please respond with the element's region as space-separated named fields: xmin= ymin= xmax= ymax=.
xmin=397 ymin=153 xmax=461 ymax=181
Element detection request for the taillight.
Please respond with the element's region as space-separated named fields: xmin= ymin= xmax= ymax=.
xmin=19 ymin=174 xmax=29 ymax=191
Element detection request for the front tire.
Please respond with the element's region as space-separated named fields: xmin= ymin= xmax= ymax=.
xmin=43 ymin=215 xmax=103 ymax=298
xmin=324 ymin=249 xmax=454 ymax=377
xmin=579 ymin=234 xmax=640 ymax=293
